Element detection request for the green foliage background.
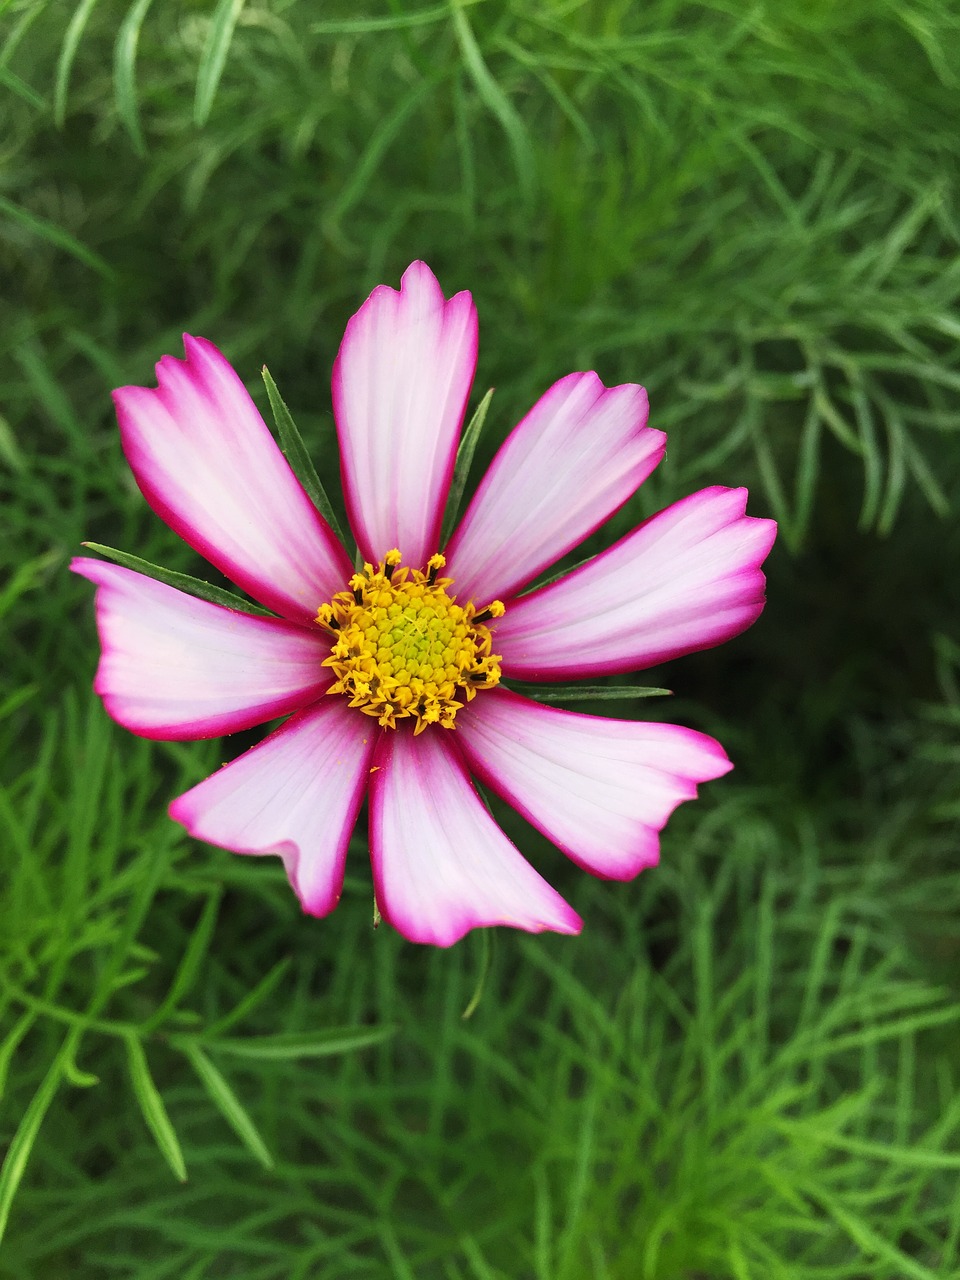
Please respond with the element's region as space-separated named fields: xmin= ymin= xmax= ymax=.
xmin=2 ymin=1 xmax=960 ymax=1276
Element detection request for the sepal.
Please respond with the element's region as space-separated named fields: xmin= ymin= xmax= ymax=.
xmin=261 ymin=365 xmax=349 ymax=549
xmin=504 ymin=680 xmax=672 ymax=703
xmin=441 ymin=387 xmax=494 ymax=544
xmin=80 ymin=542 xmax=272 ymax=616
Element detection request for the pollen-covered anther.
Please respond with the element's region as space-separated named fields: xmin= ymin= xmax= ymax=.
xmin=316 ymin=553 xmax=504 ymax=734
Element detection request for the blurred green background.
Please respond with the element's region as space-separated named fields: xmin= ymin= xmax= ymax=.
xmin=3 ymin=1 xmax=960 ymax=1276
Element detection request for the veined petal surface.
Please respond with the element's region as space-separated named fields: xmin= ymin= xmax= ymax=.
xmin=333 ymin=261 xmax=478 ymax=569
xmin=457 ymin=689 xmax=731 ymax=879
xmin=170 ymin=701 xmax=376 ymax=918
xmin=369 ymin=729 xmax=581 ymax=947
xmin=446 ymin=373 xmax=663 ymax=603
xmin=72 ymin=558 xmax=329 ymax=740
xmin=114 ymin=335 xmax=352 ymax=623
xmin=494 ymin=487 xmax=777 ymax=679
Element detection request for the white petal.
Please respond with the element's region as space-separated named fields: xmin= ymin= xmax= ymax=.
xmin=494 ymin=487 xmax=777 ymax=679
xmin=115 ymin=335 xmax=352 ymax=622
xmin=170 ymin=701 xmax=376 ymax=918
xmin=457 ymin=689 xmax=731 ymax=879
xmin=332 ymin=261 xmax=478 ymax=568
xmin=72 ymin=557 xmax=329 ymax=739
xmin=446 ymin=373 xmax=663 ymax=603
xmin=368 ymin=728 xmax=581 ymax=946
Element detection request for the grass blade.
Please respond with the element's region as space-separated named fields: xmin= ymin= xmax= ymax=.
xmin=0 ymin=550 xmax=59 ymax=621
xmin=113 ymin=0 xmax=155 ymax=156
xmin=200 ymin=1025 xmax=396 ymax=1060
xmin=451 ymin=3 xmax=536 ymax=204
xmin=54 ymin=0 xmax=101 ymax=126
xmin=0 ymin=1028 xmax=79 ymax=1245
xmin=461 ymin=929 xmax=492 ymax=1021
xmin=0 ymin=196 xmax=114 ymax=280
xmin=309 ymin=4 xmax=454 ymax=34
xmin=194 ymin=0 xmax=245 ymax=127
xmin=180 ymin=1042 xmax=273 ymax=1170
xmin=0 ymin=1011 xmax=37 ymax=1102
xmin=0 ymin=63 xmax=46 ymax=110
xmin=203 ymin=957 xmax=293 ymax=1038
xmin=140 ymin=891 xmax=222 ymax=1033
xmin=324 ymin=76 xmax=437 ymax=231
xmin=124 ymin=1034 xmax=187 ymax=1182
xmin=0 ymin=411 xmax=24 ymax=471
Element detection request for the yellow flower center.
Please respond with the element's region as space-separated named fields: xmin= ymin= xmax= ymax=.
xmin=316 ymin=551 xmax=504 ymax=734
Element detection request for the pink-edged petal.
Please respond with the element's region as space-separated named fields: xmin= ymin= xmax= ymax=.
xmin=446 ymin=373 xmax=664 ymax=603
xmin=114 ymin=335 xmax=352 ymax=623
xmin=457 ymin=688 xmax=731 ymax=880
xmin=494 ymin=487 xmax=777 ymax=680
xmin=368 ymin=728 xmax=581 ymax=947
xmin=72 ymin=558 xmax=329 ymax=740
xmin=332 ymin=261 xmax=478 ymax=569
xmin=169 ymin=700 xmax=376 ymax=918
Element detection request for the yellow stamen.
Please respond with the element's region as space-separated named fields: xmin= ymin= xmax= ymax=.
xmin=316 ymin=550 xmax=504 ymax=734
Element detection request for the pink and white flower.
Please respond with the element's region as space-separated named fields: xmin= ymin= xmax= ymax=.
xmin=73 ymin=261 xmax=776 ymax=946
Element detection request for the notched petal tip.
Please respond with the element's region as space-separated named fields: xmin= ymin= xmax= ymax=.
xmin=445 ymin=370 xmax=664 ymax=604
xmin=400 ymin=258 xmax=474 ymax=306
xmin=73 ymin=559 xmax=328 ymax=741
xmin=171 ymin=797 xmax=338 ymax=918
xmin=496 ymin=484 xmax=778 ymax=680
xmin=333 ymin=260 xmax=479 ymax=568
xmin=70 ymin=553 xmax=102 ymax=582
xmin=456 ymin=689 xmax=737 ymax=882
xmin=369 ymin=729 xmax=581 ymax=946
xmin=169 ymin=702 xmax=375 ymax=919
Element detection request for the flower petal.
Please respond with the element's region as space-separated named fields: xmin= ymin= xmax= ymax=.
xmin=368 ymin=728 xmax=581 ymax=947
xmin=457 ymin=688 xmax=731 ymax=879
xmin=169 ymin=701 xmax=376 ymax=918
xmin=72 ymin=558 xmax=329 ymax=740
xmin=446 ymin=373 xmax=663 ymax=603
xmin=494 ymin=487 xmax=777 ymax=679
xmin=332 ymin=261 xmax=478 ymax=569
xmin=114 ymin=335 xmax=352 ymax=623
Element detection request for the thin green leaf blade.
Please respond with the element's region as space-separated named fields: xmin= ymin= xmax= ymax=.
xmin=201 ymin=1025 xmax=396 ymax=1061
xmin=0 ymin=1012 xmax=38 ymax=1102
xmin=79 ymin=543 xmax=272 ymax=616
xmin=113 ymin=0 xmax=154 ymax=156
xmin=441 ymin=387 xmax=494 ymax=544
xmin=181 ymin=1042 xmax=273 ymax=1169
xmin=0 ymin=64 xmax=46 ymax=110
xmin=461 ymin=929 xmax=493 ymax=1021
xmin=0 ymin=196 xmax=114 ymax=280
xmin=0 ymin=550 xmax=59 ymax=621
xmin=54 ymin=0 xmax=101 ymax=127
xmin=504 ymin=682 xmax=672 ymax=703
xmin=261 ymin=366 xmax=348 ymax=547
xmin=324 ymin=77 xmax=436 ymax=231
xmin=309 ymin=3 xmax=453 ymax=33
xmin=141 ymin=891 xmax=222 ymax=1033
xmin=204 ymin=957 xmax=293 ymax=1038
xmin=194 ymin=0 xmax=245 ymax=127
xmin=124 ymin=1035 xmax=187 ymax=1182
xmin=0 ymin=1029 xmax=78 ymax=1245
xmin=451 ymin=4 xmax=536 ymax=204
xmin=0 ymin=411 xmax=24 ymax=472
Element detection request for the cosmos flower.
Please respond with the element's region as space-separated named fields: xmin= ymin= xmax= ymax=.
xmin=72 ymin=262 xmax=776 ymax=946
